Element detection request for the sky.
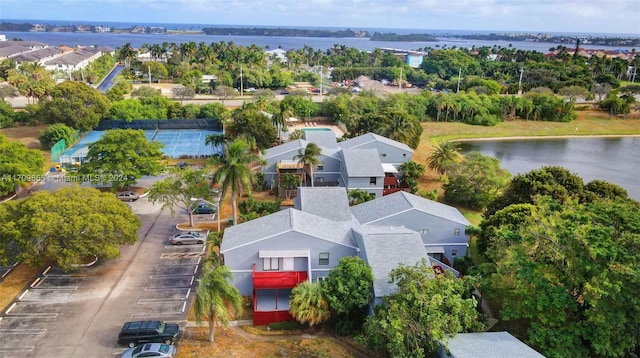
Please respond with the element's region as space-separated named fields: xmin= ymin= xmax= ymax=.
xmin=1 ymin=0 xmax=639 ymax=35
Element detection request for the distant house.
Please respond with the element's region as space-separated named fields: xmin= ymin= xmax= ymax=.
xmin=261 ymin=131 xmax=413 ymax=198
xmin=439 ymin=332 xmax=546 ymax=358
xmin=43 ymin=46 xmax=111 ymax=72
xmin=220 ymin=187 xmax=466 ymax=325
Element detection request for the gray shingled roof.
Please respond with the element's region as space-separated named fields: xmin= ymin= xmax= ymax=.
xmin=12 ymin=47 xmax=63 ymax=62
xmin=264 ymin=139 xmax=307 ymax=159
xmin=351 ymin=191 xmax=470 ymax=226
xmin=220 ymin=208 xmax=356 ymax=252
xmin=444 ymin=332 xmax=546 ymax=358
xmin=294 ymin=187 xmax=353 ymax=222
xmin=0 ymin=41 xmax=47 ymax=49
xmin=0 ymin=45 xmax=30 ymax=58
xmin=342 ymin=148 xmax=384 ymax=177
xmin=302 ymin=131 xmax=339 ymax=148
xmin=357 ymin=225 xmax=430 ymax=298
xmin=339 ymin=132 xmax=413 ymax=153
xmin=45 ymin=47 xmax=100 ymax=66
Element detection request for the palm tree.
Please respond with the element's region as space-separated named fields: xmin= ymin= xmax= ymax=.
xmin=348 ymin=189 xmax=375 ymax=206
xmin=426 ymin=141 xmax=461 ymax=175
xmin=204 ymin=133 xmax=227 ymax=157
xmin=289 ymin=281 xmax=331 ymax=327
xmin=210 ymin=139 xmax=262 ymax=225
xmin=294 ymin=143 xmax=322 ymax=187
xmin=193 ymin=263 xmax=243 ymax=343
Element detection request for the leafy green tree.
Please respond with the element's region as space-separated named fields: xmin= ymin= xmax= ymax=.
xmin=322 ymin=256 xmax=373 ymax=316
xmin=358 ymin=260 xmax=484 ymax=357
xmin=197 ymin=102 xmax=229 ymax=121
xmin=78 ymin=129 xmax=164 ymax=189
xmin=193 ymin=263 xmax=243 ymax=343
xmin=294 ymin=143 xmax=322 ymax=187
xmin=289 ymin=281 xmax=331 ymax=327
xmin=38 ymin=123 xmax=76 ymax=149
xmin=398 ymin=160 xmax=426 ymax=193
xmin=238 ymin=195 xmax=281 ymax=222
xmin=348 ymin=188 xmax=375 ymax=206
xmin=0 ymin=83 xmax=19 ymax=101
xmin=0 ymin=135 xmax=45 ymax=196
xmin=485 ymin=166 xmax=584 ymax=216
xmin=130 ymin=85 xmax=161 ymax=98
xmin=0 ymin=99 xmax=16 ymax=128
xmin=210 ymin=139 xmax=262 ymax=225
xmin=426 ymin=141 xmax=461 ymax=175
xmin=105 ymin=80 xmax=132 ymax=102
xmin=0 ymin=186 xmax=139 ymax=270
xmin=226 ymin=108 xmax=277 ymax=150
xmin=288 ymin=129 xmax=304 ymax=140
xmin=39 ymin=81 xmax=111 ymax=131
xmin=148 ymin=168 xmax=215 ymax=228
xmin=278 ymin=173 xmax=300 ymax=200
xmin=558 ymin=85 xmax=590 ymax=102
xmin=442 ymin=151 xmax=511 ymax=210
xmin=485 ymin=196 xmax=640 ymax=357
xmin=280 ymin=94 xmax=319 ymax=120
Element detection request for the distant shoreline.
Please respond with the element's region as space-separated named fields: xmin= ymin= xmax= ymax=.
xmin=454 ymin=134 xmax=640 ymax=142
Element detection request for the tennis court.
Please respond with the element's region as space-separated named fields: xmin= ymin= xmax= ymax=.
xmin=58 ymin=129 xmax=223 ymax=165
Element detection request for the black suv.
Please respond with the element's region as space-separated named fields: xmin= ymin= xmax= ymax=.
xmin=117 ymin=320 xmax=180 ymax=348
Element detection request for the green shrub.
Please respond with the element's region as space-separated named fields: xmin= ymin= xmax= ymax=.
xmin=268 ymin=320 xmax=307 ymax=331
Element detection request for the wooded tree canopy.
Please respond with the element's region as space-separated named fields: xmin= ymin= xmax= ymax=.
xmin=358 ymin=260 xmax=484 ymax=357
xmin=39 ymin=81 xmax=111 ymax=131
xmin=78 ymin=129 xmax=164 ymax=189
xmin=0 ymin=135 xmax=45 ymax=197
xmin=0 ymin=186 xmax=140 ymax=270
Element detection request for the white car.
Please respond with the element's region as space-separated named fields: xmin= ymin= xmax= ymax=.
xmin=121 ymin=343 xmax=176 ymax=358
xmin=169 ymin=232 xmax=204 ymax=245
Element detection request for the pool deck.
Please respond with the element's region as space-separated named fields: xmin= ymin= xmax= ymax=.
xmin=287 ymin=121 xmax=345 ymax=138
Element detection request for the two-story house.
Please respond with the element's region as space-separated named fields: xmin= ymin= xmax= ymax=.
xmin=220 ymin=187 xmax=468 ymax=325
xmin=261 ymin=131 xmax=413 ymax=199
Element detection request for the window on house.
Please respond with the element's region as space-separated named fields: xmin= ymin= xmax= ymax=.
xmin=263 ymin=257 xmax=279 ymax=271
xmin=452 ymin=250 xmax=458 ymax=257
xmin=319 ymin=252 xmax=329 ymax=265
xmin=317 ymin=162 xmax=324 ymax=171
xmin=403 ymin=153 xmax=407 ymax=158
xmin=381 ymin=153 xmax=387 ymax=157
xmin=317 ymin=277 xmax=327 ymax=284
xmin=370 ymin=177 xmax=377 ymax=185
xmin=419 ymin=229 xmax=429 ymax=235
xmin=454 ymin=228 xmax=461 ymax=235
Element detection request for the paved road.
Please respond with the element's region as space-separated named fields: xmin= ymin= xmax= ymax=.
xmin=0 ymin=175 xmax=205 ymax=357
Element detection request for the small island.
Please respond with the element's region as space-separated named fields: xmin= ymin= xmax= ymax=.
xmin=369 ymin=32 xmax=438 ymax=42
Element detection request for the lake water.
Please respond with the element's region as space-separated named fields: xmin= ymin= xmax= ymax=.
xmin=458 ymin=137 xmax=640 ymax=201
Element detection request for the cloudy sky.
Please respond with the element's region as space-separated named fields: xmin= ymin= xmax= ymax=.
xmin=1 ymin=0 xmax=639 ymax=34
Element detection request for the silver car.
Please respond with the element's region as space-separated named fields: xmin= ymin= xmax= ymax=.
xmin=116 ymin=191 xmax=140 ymax=202
xmin=169 ymin=232 xmax=205 ymax=245
xmin=121 ymin=343 xmax=176 ymax=358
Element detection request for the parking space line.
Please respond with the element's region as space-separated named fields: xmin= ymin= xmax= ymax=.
xmin=45 ymin=274 xmax=87 ymax=278
xmin=0 ymin=346 xmax=35 ymax=353
xmin=130 ymin=312 xmax=184 ymax=319
xmin=18 ymin=290 xmax=28 ymax=300
xmin=4 ymin=303 xmax=16 ymax=314
xmin=42 ymin=266 xmax=51 ymax=276
xmin=30 ymin=277 xmax=42 ymax=288
xmin=181 ymin=302 xmax=186 ymax=313
xmin=137 ymin=298 xmax=187 ymax=303
xmin=5 ymin=312 xmax=59 ymax=318
xmin=0 ymin=328 xmax=47 ymax=334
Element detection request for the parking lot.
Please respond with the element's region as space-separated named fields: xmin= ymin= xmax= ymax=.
xmin=0 ymin=193 xmax=209 ymax=357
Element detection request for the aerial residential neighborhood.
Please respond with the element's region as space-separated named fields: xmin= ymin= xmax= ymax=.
xmin=0 ymin=3 xmax=639 ymax=356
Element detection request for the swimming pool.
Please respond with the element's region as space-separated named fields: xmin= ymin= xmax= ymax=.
xmin=301 ymin=128 xmax=331 ymax=131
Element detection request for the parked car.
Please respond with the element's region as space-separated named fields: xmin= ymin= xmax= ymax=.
xmin=121 ymin=343 xmax=177 ymax=358
xmin=170 ymin=232 xmax=205 ymax=245
xmin=191 ymin=201 xmax=216 ymax=214
xmin=118 ymin=320 xmax=180 ymax=348
xmin=117 ymin=191 xmax=139 ymax=202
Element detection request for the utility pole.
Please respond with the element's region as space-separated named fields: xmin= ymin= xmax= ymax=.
xmin=148 ymin=64 xmax=151 ymax=85
xmin=239 ymin=65 xmax=243 ymax=95
xmin=456 ymin=67 xmax=462 ymax=93
xmin=398 ymin=67 xmax=402 ymax=92
xmin=518 ymin=67 xmax=525 ymax=95
xmin=319 ymin=65 xmax=323 ymax=98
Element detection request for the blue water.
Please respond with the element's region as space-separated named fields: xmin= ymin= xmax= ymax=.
xmin=4 ymin=19 xmax=638 ymax=52
xmin=459 ymin=137 xmax=640 ymax=201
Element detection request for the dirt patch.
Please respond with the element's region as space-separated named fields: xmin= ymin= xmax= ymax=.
xmin=0 ymin=263 xmax=41 ymax=313
xmin=0 ymin=124 xmax=53 ymax=170
xmin=177 ymin=326 xmax=356 ymax=358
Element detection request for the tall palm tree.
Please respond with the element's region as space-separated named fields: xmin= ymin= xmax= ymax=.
xmin=426 ymin=141 xmax=461 ymax=175
xmin=193 ymin=263 xmax=242 ymax=343
xmin=289 ymin=281 xmax=331 ymax=327
xmin=294 ymin=143 xmax=322 ymax=187
xmin=204 ymin=133 xmax=227 ymax=157
xmin=210 ymin=139 xmax=261 ymax=225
